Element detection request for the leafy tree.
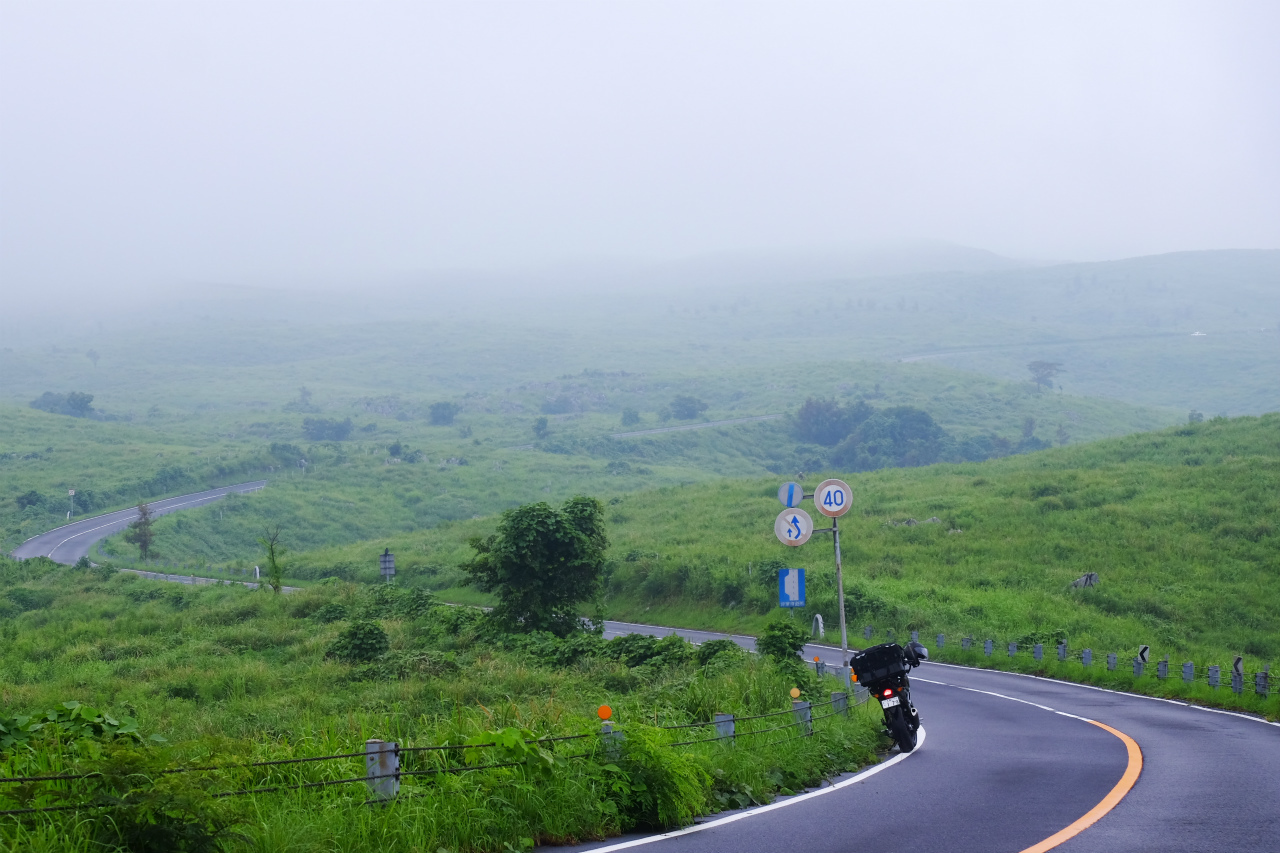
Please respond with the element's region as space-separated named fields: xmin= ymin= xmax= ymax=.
xmin=29 ymin=391 xmax=96 ymax=418
xmin=65 ymin=391 xmax=95 ymax=417
xmin=1021 ymin=417 xmax=1037 ymax=440
xmin=463 ymin=496 xmax=608 ymax=636
xmin=533 ymin=416 xmax=549 ymax=439
xmin=86 ymin=349 xmax=100 ymax=367
xmin=15 ymin=490 xmax=42 ymax=510
xmin=269 ymin=442 xmax=304 ymax=465
xmin=756 ymin=618 xmax=808 ymax=661
xmin=283 ymin=386 xmax=319 ymax=413
xmin=1027 ymin=361 xmax=1064 ymax=392
xmin=540 ymin=395 xmax=574 ymax=415
xmin=123 ymin=502 xmax=156 ymax=561
xmin=793 ymin=397 xmax=875 ymax=446
xmin=621 ymin=407 xmax=641 ymax=427
xmin=669 ymin=395 xmax=708 ymax=420
xmin=429 ymin=401 xmax=461 ymax=425
xmin=832 ymin=406 xmax=950 ymax=471
xmin=258 ymin=526 xmax=285 ymax=593
xmin=301 ymin=417 xmax=353 ymax=441
xmin=1188 ymin=410 xmax=1205 ymax=424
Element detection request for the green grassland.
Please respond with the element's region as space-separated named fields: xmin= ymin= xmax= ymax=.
xmin=6 ymin=356 xmax=1173 ymax=561
xmin=7 ymin=249 xmax=1275 ymax=562
xmin=259 ymin=414 xmax=1280 ymax=720
xmin=0 ymin=559 xmax=880 ymax=853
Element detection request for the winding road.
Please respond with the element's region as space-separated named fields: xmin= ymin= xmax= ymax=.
xmin=12 ymin=495 xmax=1280 ymax=851
xmin=10 ymin=481 xmax=266 ymax=564
xmin=587 ymin=621 xmax=1280 ymax=853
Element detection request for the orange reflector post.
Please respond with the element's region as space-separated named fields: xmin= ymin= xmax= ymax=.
xmin=789 ymin=687 xmax=801 ymax=699
xmin=597 ymin=705 xmax=612 ymax=720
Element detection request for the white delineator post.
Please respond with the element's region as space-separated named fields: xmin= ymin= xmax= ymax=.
xmin=365 ymin=739 xmax=399 ymax=802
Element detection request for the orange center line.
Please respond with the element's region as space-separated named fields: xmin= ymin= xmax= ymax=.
xmin=1017 ymin=720 xmax=1143 ymax=853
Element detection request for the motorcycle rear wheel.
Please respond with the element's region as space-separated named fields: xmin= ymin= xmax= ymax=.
xmin=887 ymin=707 xmax=917 ymax=753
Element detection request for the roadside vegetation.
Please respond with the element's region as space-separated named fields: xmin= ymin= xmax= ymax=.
xmin=259 ymin=413 xmax=1279 ymax=720
xmin=0 ymin=556 xmax=880 ymax=853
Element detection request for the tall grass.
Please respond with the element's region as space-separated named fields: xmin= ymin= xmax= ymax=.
xmin=1 ymin=560 xmax=881 ymax=852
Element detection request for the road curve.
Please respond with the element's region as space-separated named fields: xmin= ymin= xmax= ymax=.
xmin=580 ymin=621 xmax=1280 ymax=853
xmin=10 ymin=481 xmax=267 ymax=564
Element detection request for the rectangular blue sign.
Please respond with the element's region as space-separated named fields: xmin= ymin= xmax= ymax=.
xmin=778 ymin=567 xmax=806 ymax=608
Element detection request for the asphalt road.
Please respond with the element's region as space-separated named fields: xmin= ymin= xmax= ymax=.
xmin=10 ymin=481 xmax=267 ymax=564
xmin=585 ymin=621 xmax=1280 ymax=853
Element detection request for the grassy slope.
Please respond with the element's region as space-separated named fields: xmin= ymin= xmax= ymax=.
xmin=6 ymin=356 xmax=1173 ymax=562
xmin=0 ymin=561 xmax=880 ymax=853
xmin=284 ymin=415 xmax=1280 ymax=683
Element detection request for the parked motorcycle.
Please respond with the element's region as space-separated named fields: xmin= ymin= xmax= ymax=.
xmin=850 ymin=641 xmax=928 ymax=753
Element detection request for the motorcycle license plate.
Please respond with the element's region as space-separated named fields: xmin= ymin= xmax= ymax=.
xmin=880 ymin=696 xmax=900 ymax=708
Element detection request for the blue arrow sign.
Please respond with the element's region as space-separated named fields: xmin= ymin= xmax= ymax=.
xmin=778 ymin=568 xmax=806 ymax=608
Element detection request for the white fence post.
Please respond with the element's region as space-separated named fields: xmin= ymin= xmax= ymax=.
xmin=365 ymin=739 xmax=399 ymax=802
xmin=791 ymin=700 xmax=812 ymax=736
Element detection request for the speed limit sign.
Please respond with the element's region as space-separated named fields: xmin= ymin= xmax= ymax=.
xmin=813 ymin=479 xmax=851 ymax=518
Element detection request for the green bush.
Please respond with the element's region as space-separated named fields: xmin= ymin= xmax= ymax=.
xmin=695 ymin=639 xmax=745 ymax=666
xmin=756 ymin=619 xmax=807 ymax=661
xmin=324 ymin=620 xmax=389 ymax=663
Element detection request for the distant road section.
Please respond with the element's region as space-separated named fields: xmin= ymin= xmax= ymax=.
xmin=11 ymin=481 xmax=267 ymax=564
xmin=611 ymin=414 xmax=781 ymax=438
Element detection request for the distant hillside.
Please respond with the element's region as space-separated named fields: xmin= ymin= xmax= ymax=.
xmin=279 ymin=414 xmax=1280 ymax=674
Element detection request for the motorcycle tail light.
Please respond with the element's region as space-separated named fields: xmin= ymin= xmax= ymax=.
xmin=882 ymin=688 xmax=894 ymax=698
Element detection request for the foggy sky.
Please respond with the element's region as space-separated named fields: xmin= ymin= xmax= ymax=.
xmin=2 ymin=1 xmax=1278 ymax=291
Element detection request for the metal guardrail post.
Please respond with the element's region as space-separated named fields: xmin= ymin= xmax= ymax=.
xmin=1183 ymin=662 xmax=1194 ymax=683
xmin=1231 ymin=672 xmax=1243 ymax=695
xmin=714 ymin=713 xmax=735 ymax=741
xmin=792 ymin=701 xmax=812 ymax=736
xmin=1033 ymin=643 xmax=1043 ymax=661
xmin=1008 ymin=642 xmax=1017 ymax=658
xmin=961 ymin=637 xmax=971 ymax=651
xmin=984 ymin=639 xmax=993 ymax=657
xmin=831 ymin=692 xmax=848 ymax=716
xmin=602 ymin=722 xmax=624 ymax=760
xmin=1058 ymin=643 xmax=1067 ymax=661
xmin=864 ymin=625 xmax=873 ymax=640
xmin=910 ymin=630 xmax=919 ymax=643
xmin=936 ymin=633 xmax=944 ymax=649
xmin=365 ymin=739 xmax=399 ymax=802
xmin=1107 ymin=653 xmax=1117 ymax=671
xmin=1208 ymin=665 xmax=1220 ymax=689
xmin=1082 ymin=649 xmax=1092 ymax=667
xmin=1256 ymin=668 xmax=1270 ymax=697
xmin=1133 ymin=659 xmax=1144 ymax=677
xmin=1157 ymin=659 xmax=1168 ymax=680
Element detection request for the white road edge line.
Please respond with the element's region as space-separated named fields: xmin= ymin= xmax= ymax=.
xmin=17 ymin=482 xmax=265 ymax=546
xmin=579 ymin=728 xmax=926 ymax=853
xmin=43 ymin=486 xmax=265 ymax=560
xmin=922 ymin=660 xmax=1280 ymax=729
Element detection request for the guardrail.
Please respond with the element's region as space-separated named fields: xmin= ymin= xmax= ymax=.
xmin=0 ymin=690 xmax=870 ymax=817
xmin=855 ymin=626 xmax=1273 ymax=698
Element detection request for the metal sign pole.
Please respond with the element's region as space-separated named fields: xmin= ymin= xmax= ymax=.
xmin=832 ymin=516 xmax=850 ymax=686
